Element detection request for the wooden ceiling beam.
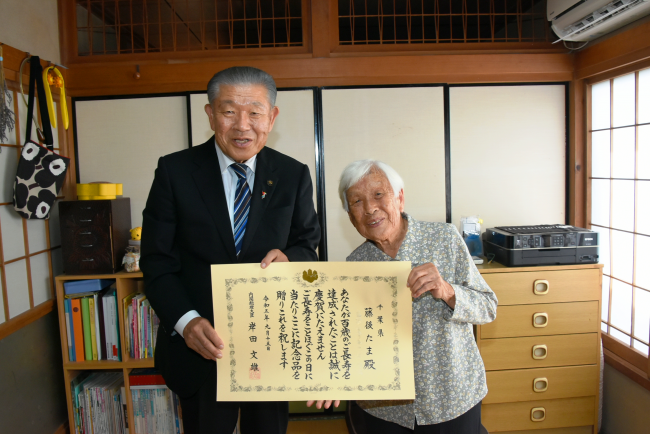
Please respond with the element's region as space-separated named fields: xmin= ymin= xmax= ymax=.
xmin=65 ymin=52 xmax=573 ymax=97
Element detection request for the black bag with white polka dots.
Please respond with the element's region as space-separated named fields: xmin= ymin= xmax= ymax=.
xmin=13 ymin=56 xmax=69 ymax=219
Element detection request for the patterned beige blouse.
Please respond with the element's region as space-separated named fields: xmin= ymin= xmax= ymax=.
xmin=347 ymin=214 xmax=498 ymax=428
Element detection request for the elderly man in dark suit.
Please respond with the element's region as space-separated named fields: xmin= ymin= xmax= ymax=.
xmin=140 ymin=66 xmax=320 ymax=434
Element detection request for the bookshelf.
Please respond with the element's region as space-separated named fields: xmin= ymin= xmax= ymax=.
xmin=55 ymin=271 xmax=153 ymax=432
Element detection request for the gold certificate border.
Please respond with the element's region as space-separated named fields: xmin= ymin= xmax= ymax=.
xmin=224 ymin=274 xmax=403 ymax=395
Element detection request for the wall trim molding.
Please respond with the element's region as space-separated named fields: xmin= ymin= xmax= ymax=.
xmin=0 ymin=299 xmax=54 ymax=341
xmin=603 ymin=344 xmax=650 ymax=392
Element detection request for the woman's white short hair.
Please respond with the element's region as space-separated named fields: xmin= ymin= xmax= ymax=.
xmin=338 ymin=160 xmax=404 ymax=212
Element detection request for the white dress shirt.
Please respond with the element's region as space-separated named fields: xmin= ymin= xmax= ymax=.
xmin=173 ymin=142 xmax=257 ymax=337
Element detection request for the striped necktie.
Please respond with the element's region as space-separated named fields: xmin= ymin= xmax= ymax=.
xmin=231 ymin=163 xmax=251 ymax=257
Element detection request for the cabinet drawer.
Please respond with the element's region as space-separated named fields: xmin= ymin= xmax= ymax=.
xmin=482 ymin=396 xmax=595 ymax=432
xmin=481 ymin=301 xmax=599 ymax=338
xmin=484 ymin=365 xmax=598 ymax=404
xmin=481 ymin=334 xmax=599 ymax=370
xmin=481 ymin=269 xmax=599 ymax=305
xmin=60 ymin=200 xmax=111 ymax=227
xmin=490 ymin=427 xmax=593 ymax=434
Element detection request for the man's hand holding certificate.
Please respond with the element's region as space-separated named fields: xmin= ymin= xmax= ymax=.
xmin=211 ymin=262 xmax=415 ymax=401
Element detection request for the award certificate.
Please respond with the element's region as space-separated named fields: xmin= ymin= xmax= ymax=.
xmin=211 ymin=261 xmax=415 ymax=401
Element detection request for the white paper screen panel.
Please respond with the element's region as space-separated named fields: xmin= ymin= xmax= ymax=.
xmin=75 ymin=96 xmax=189 ymax=227
xmin=190 ymin=90 xmax=317 ymax=201
xmin=5 ymin=259 xmax=30 ymax=318
xmin=322 ymin=87 xmax=446 ymax=261
xmin=450 ymin=85 xmax=566 ymax=231
xmin=189 ymin=93 xmax=213 ymax=145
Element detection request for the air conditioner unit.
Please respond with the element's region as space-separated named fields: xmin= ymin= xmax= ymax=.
xmin=548 ymin=0 xmax=650 ymax=42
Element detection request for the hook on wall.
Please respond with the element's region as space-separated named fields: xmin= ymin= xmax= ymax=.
xmin=134 ymin=65 xmax=141 ymax=80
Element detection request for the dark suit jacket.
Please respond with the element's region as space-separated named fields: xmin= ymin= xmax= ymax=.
xmin=140 ymin=138 xmax=320 ymax=397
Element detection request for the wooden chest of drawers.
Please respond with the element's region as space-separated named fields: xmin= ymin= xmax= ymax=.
xmin=59 ymin=198 xmax=131 ymax=274
xmin=477 ymin=264 xmax=602 ymax=434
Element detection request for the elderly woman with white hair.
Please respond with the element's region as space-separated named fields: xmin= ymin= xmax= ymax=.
xmin=333 ymin=159 xmax=497 ymax=433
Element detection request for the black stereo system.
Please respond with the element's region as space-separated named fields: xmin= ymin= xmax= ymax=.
xmin=483 ymin=225 xmax=599 ymax=267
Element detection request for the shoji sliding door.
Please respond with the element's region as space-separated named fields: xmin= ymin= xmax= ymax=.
xmin=75 ymin=96 xmax=189 ymax=227
xmin=449 ymin=85 xmax=567 ymax=230
xmin=322 ymin=86 xmax=447 ymax=261
xmin=76 ymin=89 xmax=318 ymax=229
xmin=73 ymin=84 xmax=567 ymax=263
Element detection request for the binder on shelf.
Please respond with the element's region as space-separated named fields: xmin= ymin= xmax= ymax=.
xmin=80 ymin=297 xmax=93 ymax=361
xmin=64 ymin=279 xmax=114 ymax=296
xmin=102 ymin=291 xmax=112 ymax=361
xmin=88 ymin=296 xmax=99 ymax=360
xmin=94 ymin=286 xmax=113 ymax=360
xmin=113 ymin=290 xmax=122 ymax=361
xmin=64 ymin=298 xmax=74 ymax=361
xmin=71 ymin=298 xmax=85 ymax=362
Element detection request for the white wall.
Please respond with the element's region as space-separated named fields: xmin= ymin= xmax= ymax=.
xmin=0 ymin=0 xmax=61 ymax=64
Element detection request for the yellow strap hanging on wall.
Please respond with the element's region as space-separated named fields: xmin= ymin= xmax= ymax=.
xmin=42 ymin=66 xmax=69 ymax=130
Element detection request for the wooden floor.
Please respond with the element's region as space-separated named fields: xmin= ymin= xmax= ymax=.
xmin=287 ymin=418 xmax=349 ymax=434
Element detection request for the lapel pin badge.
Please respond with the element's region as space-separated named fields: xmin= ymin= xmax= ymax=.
xmin=267 ymin=180 xmax=273 ymax=186
xmin=262 ymin=191 xmax=267 ymax=199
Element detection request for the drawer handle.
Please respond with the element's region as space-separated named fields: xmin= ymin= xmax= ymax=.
xmin=81 ymin=244 xmax=93 ymax=248
xmin=532 ymin=344 xmax=547 ymax=359
xmin=533 ymin=313 xmax=549 ymax=328
xmin=82 ymin=258 xmax=95 ymax=262
xmin=533 ymin=280 xmax=549 ymax=295
xmin=531 ymin=407 xmax=546 ymax=422
xmin=80 ymin=219 xmax=92 ymax=222
xmin=533 ymin=377 xmax=548 ymax=392
xmin=80 ymin=231 xmax=91 ymax=235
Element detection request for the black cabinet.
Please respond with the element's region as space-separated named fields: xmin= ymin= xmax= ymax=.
xmin=59 ymin=198 xmax=131 ymax=274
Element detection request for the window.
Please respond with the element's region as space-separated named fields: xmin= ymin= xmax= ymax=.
xmin=589 ymin=68 xmax=650 ymax=360
xmin=337 ymin=0 xmax=552 ymax=45
xmin=74 ymin=0 xmax=304 ymax=56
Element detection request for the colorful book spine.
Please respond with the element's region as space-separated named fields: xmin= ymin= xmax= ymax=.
xmin=64 ymin=298 xmax=74 ymax=362
xmin=71 ymin=298 xmax=84 ymax=362
xmin=112 ymin=290 xmax=122 ymax=361
xmin=128 ymin=305 xmax=134 ymax=358
xmin=132 ymin=296 xmax=139 ymax=359
xmin=142 ymin=303 xmax=148 ymax=359
xmin=81 ymin=297 xmax=93 ymax=361
xmin=102 ymin=293 xmax=111 ymax=361
xmin=121 ymin=386 xmax=129 ymax=434
xmin=123 ymin=293 xmax=137 ymax=358
xmin=96 ymin=292 xmax=106 ymax=360
xmin=88 ymin=296 xmax=98 ymax=360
